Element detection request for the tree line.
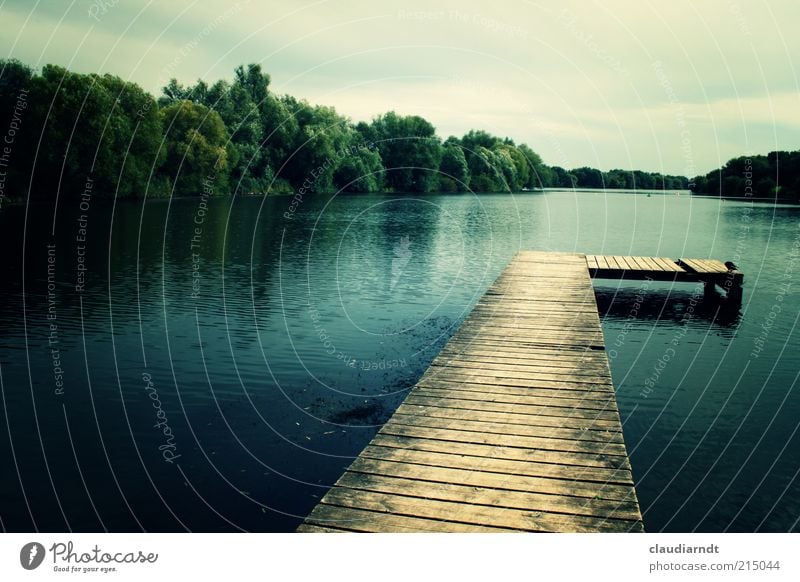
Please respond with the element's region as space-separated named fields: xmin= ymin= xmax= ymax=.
xmin=1 ymin=59 xmax=692 ymax=200
xmin=690 ymin=152 xmax=800 ymax=201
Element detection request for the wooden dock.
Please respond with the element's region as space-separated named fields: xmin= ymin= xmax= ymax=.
xmin=297 ymin=251 xmax=743 ymax=533
xmin=586 ymin=254 xmax=743 ymax=301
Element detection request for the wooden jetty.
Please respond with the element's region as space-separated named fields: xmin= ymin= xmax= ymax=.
xmin=297 ymin=251 xmax=743 ymax=533
xmin=586 ymin=254 xmax=743 ymax=301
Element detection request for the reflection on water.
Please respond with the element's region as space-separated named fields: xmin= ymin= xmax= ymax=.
xmin=595 ymin=284 xmax=742 ymax=329
xmin=0 ymin=191 xmax=798 ymax=532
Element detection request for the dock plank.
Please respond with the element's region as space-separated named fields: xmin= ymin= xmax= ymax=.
xmin=334 ymin=472 xmax=643 ymax=521
xmin=298 ymin=252 xmax=742 ymax=532
xmin=680 ymin=258 xmax=711 ymax=273
xmin=651 ymin=257 xmax=683 ymax=272
xmin=298 ymin=251 xmax=644 ymax=532
xmin=315 ymin=488 xmax=642 ymax=533
xmin=347 ymin=457 xmax=639 ymax=501
xmin=589 ymin=254 xmax=742 ymax=297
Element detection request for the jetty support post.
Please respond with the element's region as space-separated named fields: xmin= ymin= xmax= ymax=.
xmin=722 ymin=261 xmax=744 ymax=305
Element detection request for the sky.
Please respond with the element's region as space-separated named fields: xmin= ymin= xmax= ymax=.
xmin=1 ymin=0 xmax=798 ymax=176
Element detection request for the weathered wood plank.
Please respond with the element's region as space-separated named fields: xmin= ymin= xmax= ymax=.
xmin=379 ymin=425 xmax=625 ymax=459
xmin=347 ymin=457 xmax=639 ymax=501
xmin=639 ymin=256 xmax=662 ymax=271
xmin=589 ymin=254 xmax=740 ymax=289
xmin=680 ymin=258 xmax=710 ymax=273
xmin=385 ymin=412 xmax=625 ymax=444
xmin=369 ymin=432 xmax=630 ymax=469
xmin=699 ymin=258 xmax=729 ymax=273
xmin=416 ymin=377 xmax=616 ymax=398
xmin=393 ymin=402 xmax=624 ymax=432
xmin=361 ymin=443 xmax=633 ymax=481
xmin=317 ymin=488 xmax=643 ymax=533
xmin=423 ymin=363 xmax=613 ymax=385
xmin=651 ymin=257 xmax=683 ymax=272
xmin=296 ymin=524 xmax=353 ymax=533
xmin=432 ymin=352 xmax=613 ymax=371
xmin=410 ymin=385 xmax=616 ymax=410
xmin=403 ymin=394 xmax=621 ymax=421
xmin=298 ymin=251 xmax=646 ymax=533
xmin=414 ymin=372 xmax=615 ymax=393
xmin=335 ymin=472 xmax=643 ymax=521
xmin=304 ymin=503 xmax=513 ymax=532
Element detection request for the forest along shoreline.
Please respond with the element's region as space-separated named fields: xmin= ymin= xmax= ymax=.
xmin=3 ymin=59 xmax=795 ymax=207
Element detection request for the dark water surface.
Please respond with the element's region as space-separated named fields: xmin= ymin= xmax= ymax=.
xmin=1 ymin=191 xmax=798 ymax=532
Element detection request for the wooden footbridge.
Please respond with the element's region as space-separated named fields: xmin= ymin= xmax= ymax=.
xmin=297 ymin=251 xmax=743 ymax=533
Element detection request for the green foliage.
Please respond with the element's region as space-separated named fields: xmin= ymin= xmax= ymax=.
xmin=91 ymin=73 xmax=164 ymax=197
xmin=438 ymin=141 xmax=470 ymax=192
xmin=1 ymin=58 xmax=706 ymax=202
xmin=571 ymin=167 xmax=604 ymax=189
xmin=370 ymin=112 xmax=443 ymax=192
xmin=690 ymin=152 xmax=800 ymax=200
xmin=544 ymin=165 xmax=688 ymax=191
xmin=460 ymin=131 xmax=505 ymax=191
xmin=455 ymin=131 xmax=552 ymax=192
xmin=21 ymin=65 xmax=165 ymax=198
xmin=517 ymin=143 xmax=549 ymax=188
xmin=158 ymin=100 xmax=231 ymax=197
xmin=280 ymin=99 xmax=353 ymax=192
xmin=0 ymin=59 xmax=35 ymax=198
xmin=31 ymin=65 xmax=117 ymax=194
xmin=548 ymin=166 xmax=577 ymax=188
xmin=334 ymin=144 xmax=384 ymax=192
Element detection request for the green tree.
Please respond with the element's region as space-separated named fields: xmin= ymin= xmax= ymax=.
xmin=517 ymin=143 xmax=549 ymax=188
xmin=333 ymin=144 xmax=385 ymax=192
xmin=571 ymin=167 xmax=604 ymax=188
xmin=438 ymin=139 xmax=470 ymax=191
xmin=0 ymin=59 xmax=35 ymax=200
xmin=26 ymin=65 xmax=163 ymax=198
xmin=460 ymin=131 xmax=531 ymax=192
xmin=158 ymin=100 xmax=232 ymax=196
xmin=370 ymin=112 xmax=442 ymax=192
xmin=92 ymin=73 xmax=164 ymax=197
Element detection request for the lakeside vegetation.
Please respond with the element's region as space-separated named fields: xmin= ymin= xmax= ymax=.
xmin=1 ymin=59 xmax=796 ymax=201
xmin=690 ymin=152 xmax=800 ymax=201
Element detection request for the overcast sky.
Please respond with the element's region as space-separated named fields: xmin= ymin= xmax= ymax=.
xmin=2 ymin=0 xmax=798 ymax=176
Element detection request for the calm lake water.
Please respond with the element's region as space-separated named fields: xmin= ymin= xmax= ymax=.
xmin=1 ymin=191 xmax=799 ymax=532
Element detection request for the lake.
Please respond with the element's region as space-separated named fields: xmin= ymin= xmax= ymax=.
xmin=1 ymin=191 xmax=798 ymax=532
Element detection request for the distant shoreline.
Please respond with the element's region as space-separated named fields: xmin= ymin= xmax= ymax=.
xmin=3 ymin=189 xmax=798 ymax=207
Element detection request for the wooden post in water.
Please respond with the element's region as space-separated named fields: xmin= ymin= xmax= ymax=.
xmin=722 ymin=261 xmax=744 ymax=304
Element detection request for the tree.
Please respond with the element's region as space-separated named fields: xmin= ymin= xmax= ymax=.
xmin=571 ymin=167 xmax=604 ymax=189
xmin=92 ymin=73 xmax=164 ymax=197
xmin=0 ymin=59 xmax=35 ymax=200
xmin=517 ymin=143 xmax=549 ymax=188
xmin=24 ymin=66 xmax=164 ymax=198
xmin=158 ymin=100 xmax=232 ymax=196
xmin=459 ymin=131 xmax=534 ymax=192
xmin=5 ymin=58 xmax=613 ymax=200
xmin=333 ymin=144 xmax=384 ymax=192
xmin=438 ymin=139 xmax=469 ymax=192
xmin=492 ymin=145 xmax=518 ymax=191
xmin=549 ymin=166 xmax=577 ymax=188
xmin=234 ymin=64 xmax=270 ymax=109
xmin=690 ymin=151 xmax=800 ymax=200
xmin=370 ymin=112 xmax=443 ymax=192
xmin=202 ymin=78 xmax=271 ymax=194
xmin=159 ymin=79 xmax=191 ymax=105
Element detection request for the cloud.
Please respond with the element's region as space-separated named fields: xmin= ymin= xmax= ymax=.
xmin=1 ymin=0 xmax=798 ymax=175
